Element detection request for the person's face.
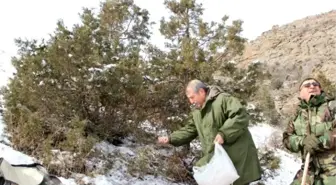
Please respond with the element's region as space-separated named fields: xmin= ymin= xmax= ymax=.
xmin=299 ymin=80 xmax=322 ymax=101
xmin=186 ymin=87 xmax=206 ymax=109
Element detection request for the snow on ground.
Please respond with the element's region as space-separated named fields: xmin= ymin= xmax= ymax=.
xmin=0 ymin=95 xmax=301 ymax=185
xmin=0 ymin=114 xmax=301 ymax=185
xmin=0 ymin=60 xmax=301 ymax=185
xmin=249 ymin=124 xmax=301 ymax=185
xmin=0 ymin=115 xmax=186 ymax=185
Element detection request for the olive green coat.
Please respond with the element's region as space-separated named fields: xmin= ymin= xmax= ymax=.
xmin=169 ymin=86 xmax=262 ymax=185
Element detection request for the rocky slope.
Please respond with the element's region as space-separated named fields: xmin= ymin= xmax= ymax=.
xmin=236 ymin=10 xmax=336 ymax=117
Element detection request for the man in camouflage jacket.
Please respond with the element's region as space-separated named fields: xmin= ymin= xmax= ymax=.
xmin=283 ymin=77 xmax=336 ymax=185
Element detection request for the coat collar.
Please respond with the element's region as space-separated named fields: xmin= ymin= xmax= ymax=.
xmin=298 ymin=92 xmax=333 ymax=109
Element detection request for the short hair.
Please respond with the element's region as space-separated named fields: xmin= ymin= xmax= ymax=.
xmin=187 ymin=79 xmax=208 ymax=93
xmin=299 ymin=77 xmax=321 ymax=90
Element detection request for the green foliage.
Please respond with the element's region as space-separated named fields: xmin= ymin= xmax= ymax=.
xmin=148 ymin=0 xmax=255 ymax=130
xmin=3 ymin=0 xmax=152 ymax=176
xmin=258 ymin=147 xmax=281 ymax=180
xmin=216 ymin=61 xmax=271 ymax=103
xmin=2 ymin=0 xmax=267 ymax=179
xmin=254 ymin=85 xmax=281 ymax=125
xmin=127 ymin=146 xmax=196 ymax=184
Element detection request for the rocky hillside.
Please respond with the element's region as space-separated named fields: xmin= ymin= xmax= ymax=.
xmin=236 ymin=10 xmax=336 ymax=118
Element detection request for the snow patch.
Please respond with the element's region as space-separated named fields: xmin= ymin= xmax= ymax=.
xmin=249 ymin=124 xmax=301 ymax=185
xmin=95 ymin=141 xmax=136 ymax=157
xmin=0 ymin=112 xmax=302 ymax=185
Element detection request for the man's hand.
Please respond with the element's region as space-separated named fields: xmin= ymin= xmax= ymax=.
xmin=214 ymin=134 xmax=224 ymax=144
xmin=302 ymin=135 xmax=320 ymax=154
xmin=158 ymin=136 xmax=169 ymax=144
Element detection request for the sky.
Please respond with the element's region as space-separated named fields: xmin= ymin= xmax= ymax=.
xmin=0 ymin=0 xmax=335 ymax=84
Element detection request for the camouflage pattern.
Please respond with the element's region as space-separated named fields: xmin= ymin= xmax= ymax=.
xmin=290 ymin=168 xmax=336 ymax=185
xmin=283 ymin=93 xmax=336 ymax=185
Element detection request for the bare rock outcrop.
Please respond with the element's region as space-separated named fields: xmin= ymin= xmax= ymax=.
xmin=236 ymin=10 xmax=336 ymax=116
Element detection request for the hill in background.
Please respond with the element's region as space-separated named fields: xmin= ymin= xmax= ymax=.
xmin=236 ymin=10 xmax=336 ymax=117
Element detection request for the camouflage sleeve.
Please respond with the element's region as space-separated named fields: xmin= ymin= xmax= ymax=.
xmin=282 ymin=118 xmax=304 ymax=153
xmin=169 ymin=117 xmax=198 ymax=147
xmin=318 ymin=100 xmax=336 ymax=150
xmin=217 ymin=96 xmax=249 ymax=144
xmin=318 ymin=127 xmax=336 ymax=150
xmin=329 ymin=100 xmax=336 ymax=119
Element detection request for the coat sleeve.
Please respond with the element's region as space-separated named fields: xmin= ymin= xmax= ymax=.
xmin=318 ymin=126 xmax=336 ymax=150
xmin=318 ymin=100 xmax=336 ymax=150
xmin=217 ymin=96 xmax=249 ymax=144
xmin=169 ymin=117 xmax=198 ymax=147
xmin=282 ymin=118 xmax=304 ymax=153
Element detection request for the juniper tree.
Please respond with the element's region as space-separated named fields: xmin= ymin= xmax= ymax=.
xmin=3 ymin=0 xmax=152 ymax=175
xmin=145 ymin=0 xmax=249 ymax=131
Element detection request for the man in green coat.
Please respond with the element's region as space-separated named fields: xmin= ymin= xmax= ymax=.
xmin=158 ymin=79 xmax=262 ymax=185
xmin=282 ymin=77 xmax=336 ymax=185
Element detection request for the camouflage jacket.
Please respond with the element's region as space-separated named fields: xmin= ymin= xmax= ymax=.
xmin=282 ymin=93 xmax=336 ymax=175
